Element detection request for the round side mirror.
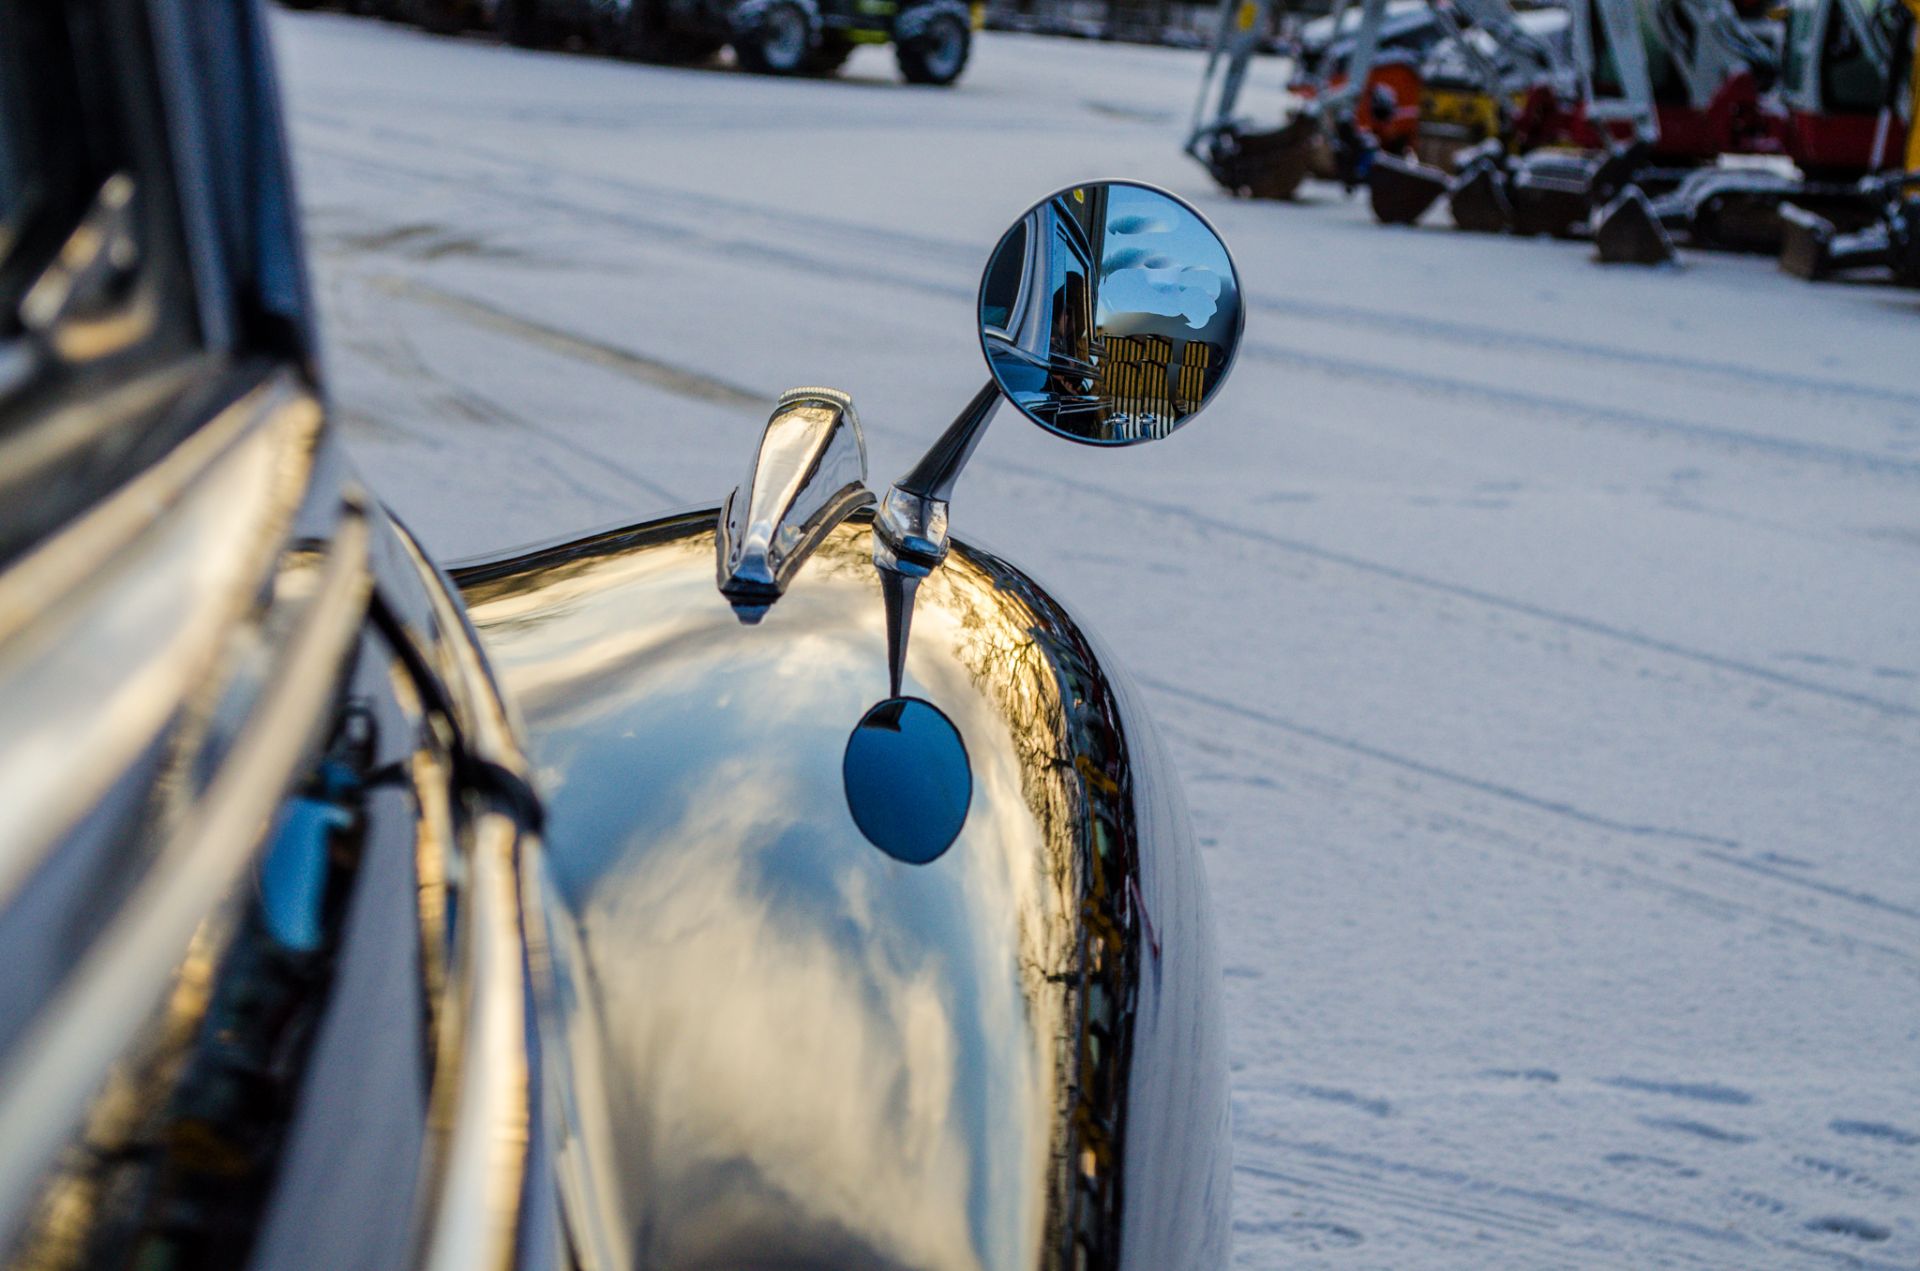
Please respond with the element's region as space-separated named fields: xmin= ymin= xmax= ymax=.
xmin=977 ymin=180 xmax=1243 ymax=445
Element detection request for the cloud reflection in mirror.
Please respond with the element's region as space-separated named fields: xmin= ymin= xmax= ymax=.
xmin=978 ymin=181 xmax=1242 ymax=446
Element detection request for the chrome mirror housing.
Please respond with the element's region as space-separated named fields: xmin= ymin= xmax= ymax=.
xmin=874 ymin=180 xmax=1242 ymax=576
xmin=980 ymin=181 xmax=1243 ymax=444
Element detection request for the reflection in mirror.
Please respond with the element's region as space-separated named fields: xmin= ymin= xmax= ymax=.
xmin=842 ymin=697 xmax=971 ymax=865
xmin=978 ymin=181 xmax=1241 ymax=446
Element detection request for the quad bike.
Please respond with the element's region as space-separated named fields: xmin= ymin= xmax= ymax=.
xmin=573 ymin=0 xmax=980 ymax=81
xmin=397 ymin=0 xmax=979 ymax=82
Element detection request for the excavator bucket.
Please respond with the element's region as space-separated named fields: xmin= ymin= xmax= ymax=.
xmin=1503 ymin=151 xmax=1600 ymax=238
xmin=1509 ymin=164 xmax=1593 ymax=238
xmin=1779 ymin=203 xmax=1895 ymax=279
xmin=1369 ymin=152 xmax=1450 ymax=224
xmin=1669 ymin=169 xmax=1819 ymax=254
xmin=1201 ymin=114 xmax=1319 ymax=200
xmin=1778 ymin=204 xmax=1840 ymax=278
xmin=1688 ymin=187 xmax=1793 ymax=254
xmin=1448 ymin=155 xmax=1515 ymax=233
xmin=1594 ymin=187 xmax=1678 ymax=264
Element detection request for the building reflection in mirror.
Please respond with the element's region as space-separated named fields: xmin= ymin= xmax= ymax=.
xmin=460 ymin=515 xmax=1155 ymax=1269
xmin=981 ymin=182 xmax=1238 ymax=446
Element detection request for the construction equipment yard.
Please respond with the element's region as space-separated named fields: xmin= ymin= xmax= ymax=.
xmin=277 ymin=10 xmax=1918 ymax=1266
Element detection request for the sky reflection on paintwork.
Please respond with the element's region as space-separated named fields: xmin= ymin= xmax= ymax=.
xmin=464 ymin=522 xmax=1079 ymax=1271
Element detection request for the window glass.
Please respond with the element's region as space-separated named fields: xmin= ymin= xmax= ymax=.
xmin=0 ymin=6 xmax=114 ymax=337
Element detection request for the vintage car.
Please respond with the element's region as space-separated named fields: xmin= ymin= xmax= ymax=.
xmin=0 ymin=1 xmax=1238 ymax=1268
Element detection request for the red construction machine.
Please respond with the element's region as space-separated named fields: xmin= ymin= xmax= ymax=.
xmin=1591 ymin=0 xmax=1916 ymax=263
xmin=1776 ymin=0 xmax=1920 ymax=284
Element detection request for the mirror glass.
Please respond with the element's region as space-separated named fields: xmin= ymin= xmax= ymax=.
xmin=842 ymin=697 xmax=971 ymax=865
xmin=978 ymin=180 xmax=1242 ymax=445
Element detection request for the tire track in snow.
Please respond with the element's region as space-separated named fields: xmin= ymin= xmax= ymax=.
xmin=350 ymin=120 xmax=988 ymax=268
xmin=1236 ymin=1161 xmax=1570 ymax=1245
xmin=1025 ymin=465 xmax=1919 ymax=722
xmin=1140 ymin=674 xmax=1739 ymax=849
xmin=300 ymin=125 xmax=1920 ymax=481
xmin=1152 ymin=699 xmax=1920 ymax=965
xmin=308 ymin=106 xmax=1920 ymax=418
xmin=1245 ymin=295 xmax=1920 ymax=414
xmin=1235 ymin=1135 xmax=1917 ymax=1269
xmin=367 ymin=272 xmax=768 ymax=413
xmin=1699 ymin=849 xmax=1920 ymax=924
xmin=312 ymin=192 xmax=1920 ymax=725
xmin=297 ymin=137 xmax=980 ymax=304
xmin=1240 ymin=336 xmax=1920 ymax=480
xmin=327 ymin=271 xmax=695 ymax=507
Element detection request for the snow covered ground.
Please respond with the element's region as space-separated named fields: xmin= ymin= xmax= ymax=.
xmin=272 ymin=11 xmax=1920 ymax=1266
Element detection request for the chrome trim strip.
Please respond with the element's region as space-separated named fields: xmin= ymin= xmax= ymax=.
xmin=0 ymin=372 xmax=303 ymax=647
xmin=0 ymin=374 xmax=320 ymax=906
xmin=415 ymin=811 xmax=531 ymax=1271
xmin=389 ymin=520 xmax=535 ymax=785
xmin=520 ymin=845 xmax=627 ymax=1271
xmin=0 ymin=508 xmax=370 ymax=1239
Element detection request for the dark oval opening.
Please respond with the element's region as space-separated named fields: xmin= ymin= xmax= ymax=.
xmin=842 ymin=696 xmax=971 ymax=865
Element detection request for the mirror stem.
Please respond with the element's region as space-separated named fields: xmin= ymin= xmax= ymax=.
xmin=895 ymin=379 xmax=1001 ymax=503
xmin=874 ymin=379 xmax=1000 ymax=576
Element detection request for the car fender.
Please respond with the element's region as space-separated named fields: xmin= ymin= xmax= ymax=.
xmin=456 ymin=508 xmax=1229 ymax=1270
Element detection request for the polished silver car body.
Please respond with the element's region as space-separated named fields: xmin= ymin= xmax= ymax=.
xmin=457 ymin=509 xmax=1230 ymax=1269
xmin=0 ymin=2 xmax=1235 ymax=1267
